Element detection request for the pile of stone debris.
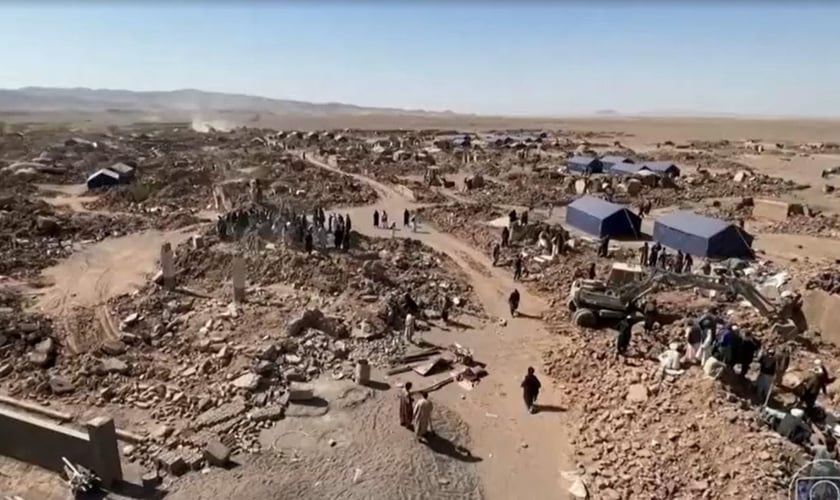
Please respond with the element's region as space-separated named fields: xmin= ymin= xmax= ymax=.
xmin=0 ymin=193 xmax=151 ymax=278
xmin=762 ymin=214 xmax=840 ymax=238
xmin=0 ymin=224 xmax=480 ymax=477
xmin=806 ymin=268 xmax=840 ymax=295
xmin=543 ymin=326 xmax=803 ymax=500
xmin=417 ymin=204 xmax=504 ymax=252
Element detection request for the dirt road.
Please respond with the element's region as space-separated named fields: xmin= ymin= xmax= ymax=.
xmin=306 ymin=155 xmax=576 ymax=500
xmin=36 ymin=228 xmax=195 ymax=353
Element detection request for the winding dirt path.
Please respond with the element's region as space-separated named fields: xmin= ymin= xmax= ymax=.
xmin=306 ymin=155 xmax=575 ymax=500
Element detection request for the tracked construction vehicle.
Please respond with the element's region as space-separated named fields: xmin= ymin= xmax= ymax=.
xmin=567 ymin=269 xmax=782 ymax=329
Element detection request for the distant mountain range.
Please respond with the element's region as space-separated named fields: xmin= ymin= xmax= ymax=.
xmin=0 ymin=87 xmax=456 ymax=116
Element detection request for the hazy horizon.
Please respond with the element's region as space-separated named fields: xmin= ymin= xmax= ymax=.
xmin=1 ymin=4 xmax=839 ymax=118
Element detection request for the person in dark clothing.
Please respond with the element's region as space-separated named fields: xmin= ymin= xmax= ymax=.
xmin=643 ymin=300 xmax=657 ymax=334
xmin=701 ymin=259 xmax=711 ymax=276
xmin=334 ymin=226 xmax=343 ymax=250
xmin=492 ymin=242 xmax=501 ymax=266
xmin=675 ymin=251 xmax=685 ymax=273
xmin=598 ymin=236 xmax=610 ymax=258
xmin=521 ymin=210 xmax=529 ymax=225
xmin=440 ymin=295 xmax=451 ymax=323
xmin=373 ymin=210 xmax=380 ymax=228
xmin=508 ymin=289 xmax=520 ymax=317
xmin=657 ymin=249 xmax=668 ymax=269
xmin=683 ymin=253 xmax=694 ymax=273
xmin=342 ymin=232 xmax=351 ymax=251
xmin=521 ymin=367 xmax=542 ymax=414
xmin=403 ymin=209 xmax=410 ymax=226
xmin=304 ymin=230 xmax=313 ymax=253
xmin=737 ymin=331 xmax=761 ymax=378
xmin=616 ymin=316 xmax=634 ymax=358
xmin=404 ymin=293 xmax=419 ymax=316
xmin=345 ymin=214 xmax=352 ymax=232
xmin=649 ymin=243 xmax=660 ymax=268
xmin=587 ymin=262 xmax=596 ymax=280
xmin=501 ymin=227 xmax=510 ymax=247
xmin=513 ymin=256 xmax=523 ymax=281
xmin=508 ymin=209 xmax=517 ymax=226
xmin=795 ymin=363 xmax=835 ymax=417
xmin=639 ymin=242 xmax=649 ymax=268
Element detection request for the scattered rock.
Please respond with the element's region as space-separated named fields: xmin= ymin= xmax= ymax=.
xmin=48 ymin=375 xmax=74 ymax=395
xmin=99 ymin=357 xmax=129 ymax=375
xmin=100 ymin=339 xmax=127 ymax=356
xmin=626 ymin=384 xmax=649 ymax=403
xmin=232 ymin=373 xmax=261 ymax=391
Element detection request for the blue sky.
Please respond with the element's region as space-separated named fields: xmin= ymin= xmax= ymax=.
xmin=0 ymin=4 xmax=838 ymax=117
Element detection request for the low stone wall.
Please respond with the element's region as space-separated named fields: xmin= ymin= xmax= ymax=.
xmin=0 ymin=407 xmax=122 ymax=486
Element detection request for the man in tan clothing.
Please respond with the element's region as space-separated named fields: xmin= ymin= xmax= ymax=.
xmin=413 ymin=392 xmax=433 ymax=442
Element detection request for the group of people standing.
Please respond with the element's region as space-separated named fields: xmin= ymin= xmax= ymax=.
xmin=398 ymin=383 xmax=434 ymax=442
xmin=373 ymin=208 xmax=421 ymax=234
xmin=638 ymin=242 xmax=694 ymax=273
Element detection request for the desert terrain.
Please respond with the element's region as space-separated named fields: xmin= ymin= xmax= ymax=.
xmin=2 ymin=93 xmax=840 ymax=500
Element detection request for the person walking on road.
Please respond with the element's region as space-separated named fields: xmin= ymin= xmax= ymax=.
xmin=508 ymin=289 xmax=520 ymax=317
xmin=521 ymin=367 xmax=542 ymax=414
xmin=513 ymin=255 xmax=523 ymax=281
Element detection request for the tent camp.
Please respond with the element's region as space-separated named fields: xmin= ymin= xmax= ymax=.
xmin=653 ymin=210 xmax=753 ymax=258
xmin=600 ymin=155 xmax=634 ymax=172
xmin=566 ymin=156 xmax=602 ymax=174
xmin=565 ymin=196 xmax=641 ymax=238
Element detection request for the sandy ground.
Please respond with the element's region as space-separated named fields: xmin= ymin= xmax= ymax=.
xmin=170 ymin=378 xmax=483 ymax=500
xmin=35 ymin=228 xmax=195 ymax=353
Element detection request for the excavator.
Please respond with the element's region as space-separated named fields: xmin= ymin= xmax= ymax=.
xmin=567 ymin=268 xmax=785 ymax=328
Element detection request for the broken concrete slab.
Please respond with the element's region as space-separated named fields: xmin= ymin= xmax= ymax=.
xmin=287 ymin=383 xmax=315 ymax=402
xmin=204 ymin=438 xmax=231 ymax=467
xmin=248 ymin=405 xmax=284 ymax=422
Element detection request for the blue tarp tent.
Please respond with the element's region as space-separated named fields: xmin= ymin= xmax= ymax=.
xmin=565 ymin=196 xmax=641 ymax=238
xmin=566 ymin=156 xmax=602 ymax=174
xmin=600 ymin=155 xmax=634 ymax=172
xmin=653 ymin=210 xmax=753 ymax=258
xmin=609 ymin=163 xmax=649 ymax=176
xmin=86 ymin=168 xmax=121 ymax=190
xmin=641 ymin=161 xmax=680 ymax=177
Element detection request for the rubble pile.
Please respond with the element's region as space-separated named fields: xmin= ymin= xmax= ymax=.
xmin=543 ymin=328 xmax=802 ymax=500
xmin=806 ymin=269 xmax=840 ymax=295
xmin=0 ymin=194 xmax=151 ymax=277
xmin=1 ymin=230 xmax=480 ymax=474
xmin=614 ymin=170 xmax=800 ymax=211
xmin=761 ymin=214 xmax=840 ymax=238
xmin=0 ymin=290 xmax=56 ymax=374
xmin=417 ymin=204 xmax=504 ymax=251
